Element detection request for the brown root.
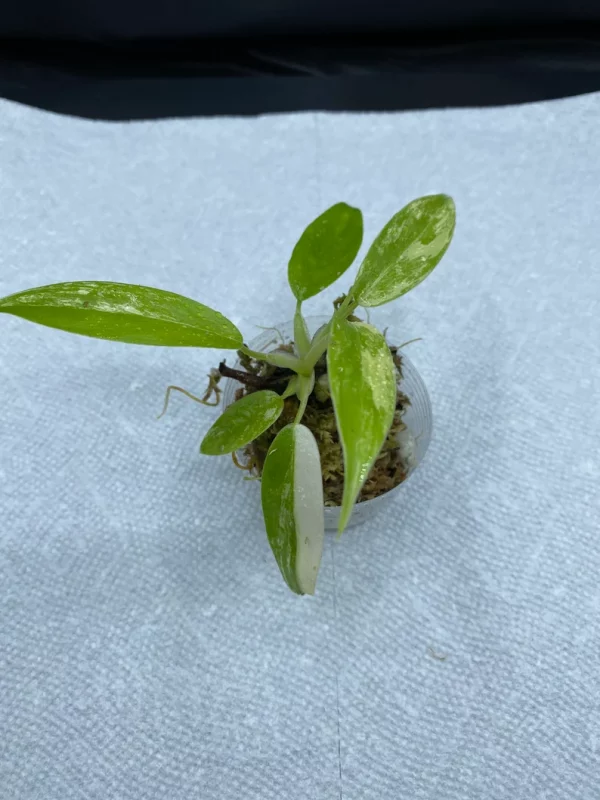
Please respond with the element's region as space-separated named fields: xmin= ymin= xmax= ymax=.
xmin=158 ymin=370 xmax=222 ymax=419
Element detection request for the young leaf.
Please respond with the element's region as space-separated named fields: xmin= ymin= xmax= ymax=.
xmin=0 ymin=281 xmax=243 ymax=349
xmin=200 ymin=390 xmax=284 ymax=455
xmin=261 ymin=424 xmax=325 ymax=595
xmin=288 ymin=202 xmax=363 ymax=302
xmin=293 ymin=304 xmax=311 ymax=358
xmin=352 ymin=195 xmax=455 ymax=307
xmin=328 ymin=318 xmax=396 ymax=533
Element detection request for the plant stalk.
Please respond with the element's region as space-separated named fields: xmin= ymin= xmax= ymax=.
xmin=218 ymin=362 xmax=290 ymax=389
xmin=294 ymin=373 xmax=315 ymax=424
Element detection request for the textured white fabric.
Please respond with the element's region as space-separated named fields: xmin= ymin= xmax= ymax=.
xmin=0 ymin=94 xmax=599 ymax=799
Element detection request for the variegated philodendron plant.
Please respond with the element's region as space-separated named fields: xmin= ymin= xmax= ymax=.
xmin=0 ymin=195 xmax=455 ymax=595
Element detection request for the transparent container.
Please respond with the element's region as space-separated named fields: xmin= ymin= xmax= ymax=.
xmin=221 ymin=316 xmax=432 ymax=529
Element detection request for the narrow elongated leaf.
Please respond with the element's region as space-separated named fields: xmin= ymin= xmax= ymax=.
xmin=293 ymin=305 xmax=311 ymax=357
xmin=200 ymin=390 xmax=284 ymax=455
xmin=352 ymin=195 xmax=455 ymax=307
xmin=288 ymin=203 xmax=363 ymax=302
xmin=328 ymin=319 xmax=397 ymax=532
xmin=0 ymin=281 xmax=243 ymax=348
xmin=261 ymin=424 xmax=325 ymax=595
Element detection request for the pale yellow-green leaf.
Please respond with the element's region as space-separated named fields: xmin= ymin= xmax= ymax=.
xmin=0 ymin=281 xmax=243 ymax=348
xmin=352 ymin=195 xmax=455 ymax=307
xmin=200 ymin=390 xmax=284 ymax=455
xmin=293 ymin=305 xmax=311 ymax=357
xmin=328 ymin=318 xmax=397 ymax=532
xmin=261 ymin=424 xmax=324 ymax=595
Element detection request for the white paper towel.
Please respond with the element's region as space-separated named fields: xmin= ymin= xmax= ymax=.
xmin=0 ymin=93 xmax=599 ymax=799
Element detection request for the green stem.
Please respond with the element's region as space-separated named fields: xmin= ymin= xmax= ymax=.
xmin=240 ymin=344 xmax=302 ymax=372
xmin=295 ymin=299 xmax=355 ymax=374
xmin=299 ymin=322 xmax=331 ymax=373
xmin=242 ymin=297 xmax=356 ymax=379
xmin=337 ymin=291 xmax=357 ymax=317
xmin=281 ymin=376 xmax=299 ymax=399
xmin=293 ymin=301 xmax=311 ymax=358
xmin=294 ymin=373 xmax=315 ymax=424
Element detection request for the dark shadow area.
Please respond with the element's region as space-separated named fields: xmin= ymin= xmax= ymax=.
xmin=1 ymin=26 xmax=600 ymax=119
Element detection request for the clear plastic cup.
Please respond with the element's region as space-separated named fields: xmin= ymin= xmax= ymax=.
xmin=221 ymin=316 xmax=432 ymax=529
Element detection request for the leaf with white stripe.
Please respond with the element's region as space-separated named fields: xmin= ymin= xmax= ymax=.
xmin=261 ymin=424 xmax=325 ymax=595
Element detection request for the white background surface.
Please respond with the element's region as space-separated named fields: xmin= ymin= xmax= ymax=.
xmin=1 ymin=94 xmax=599 ymax=798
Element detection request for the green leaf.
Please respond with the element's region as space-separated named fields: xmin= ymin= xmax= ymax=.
xmin=293 ymin=304 xmax=311 ymax=358
xmin=0 ymin=281 xmax=243 ymax=348
xmin=352 ymin=194 xmax=455 ymax=308
xmin=200 ymin=390 xmax=284 ymax=455
xmin=288 ymin=202 xmax=363 ymax=302
xmin=261 ymin=424 xmax=325 ymax=595
xmin=328 ymin=318 xmax=397 ymax=533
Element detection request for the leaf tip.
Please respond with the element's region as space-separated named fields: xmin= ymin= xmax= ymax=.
xmin=337 ymin=507 xmax=352 ymax=537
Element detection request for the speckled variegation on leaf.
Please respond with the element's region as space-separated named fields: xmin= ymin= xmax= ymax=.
xmin=0 ymin=194 xmax=455 ymax=595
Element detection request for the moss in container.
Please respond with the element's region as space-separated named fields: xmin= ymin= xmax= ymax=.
xmin=218 ymin=314 xmax=434 ymax=536
xmin=0 ymin=195 xmax=455 ymax=595
xmin=219 ymin=311 xmax=415 ymax=507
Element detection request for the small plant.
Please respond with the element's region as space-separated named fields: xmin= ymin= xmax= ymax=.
xmin=0 ymin=195 xmax=455 ymax=595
